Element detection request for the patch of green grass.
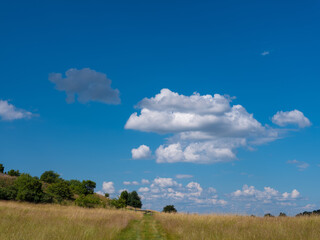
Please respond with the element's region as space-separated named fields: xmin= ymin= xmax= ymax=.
xmin=116 ymin=214 xmax=176 ymax=240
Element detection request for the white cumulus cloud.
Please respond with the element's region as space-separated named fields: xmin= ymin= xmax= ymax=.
xmin=49 ymin=68 xmax=120 ymax=104
xmin=272 ymin=110 xmax=311 ymax=128
xmin=125 ymin=89 xmax=285 ymax=164
xmin=131 ymin=145 xmax=151 ymax=159
xmin=0 ymin=100 xmax=33 ymax=121
xmin=102 ymin=181 xmax=115 ymax=194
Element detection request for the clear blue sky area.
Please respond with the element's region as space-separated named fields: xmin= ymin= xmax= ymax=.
xmin=0 ymin=0 xmax=319 ymax=215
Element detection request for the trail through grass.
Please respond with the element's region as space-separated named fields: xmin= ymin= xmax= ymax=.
xmin=116 ymin=214 xmax=174 ymax=240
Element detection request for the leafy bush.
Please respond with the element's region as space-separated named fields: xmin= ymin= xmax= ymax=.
xmin=14 ymin=174 xmax=46 ymax=203
xmin=40 ymin=171 xmax=60 ymax=184
xmin=47 ymin=181 xmax=72 ymax=203
xmin=7 ymin=169 xmax=20 ymax=177
xmin=0 ymin=185 xmax=17 ymax=200
xmin=75 ymin=194 xmax=104 ymax=208
xmin=110 ymin=198 xmax=126 ymax=209
xmin=162 ymin=205 xmax=177 ymax=213
xmin=0 ymin=163 xmax=4 ymax=173
xmin=67 ymin=179 xmax=96 ymax=196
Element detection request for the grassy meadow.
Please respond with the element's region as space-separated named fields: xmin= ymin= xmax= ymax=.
xmin=155 ymin=213 xmax=320 ymax=240
xmin=0 ymin=200 xmax=142 ymax=240
xmin=2 ymin=200 xmax=320 ymax=240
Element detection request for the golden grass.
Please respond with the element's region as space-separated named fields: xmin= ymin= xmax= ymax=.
xmin=154 ymin=213 xmax=320 ymax=240
xmin=0 ymin=200 xmax=142 ymax=240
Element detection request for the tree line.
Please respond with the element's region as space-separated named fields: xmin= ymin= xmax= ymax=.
xmin=0 ymin=163 xmax=142 ymax=209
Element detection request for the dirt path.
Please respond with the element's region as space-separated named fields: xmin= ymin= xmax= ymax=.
xmin=116 ymin=214 xmax=174 ymax=240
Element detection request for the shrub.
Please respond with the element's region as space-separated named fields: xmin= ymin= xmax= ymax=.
xmin=162 ymin=205 xmax=177 ymax=213
xmin=40 ymin=171 xmax=60 ymax=184
xmin=75 ymin=194 xmax=104 ymax=208
xmin=0 ymin=185 xmax=17 ymax=200
xmin=14 ymin=174 xmax=45 ymax=203
xmin=68 ymin=179 xmax=96 ymax=195
xmin=47 ymin=181 xmax=72 ymax=203
xmin=264 ymin=213 xmax=274 ymax=217
xmin=279 ymin=212 xmax=287 ymax=217
xmin=7 ymin=169 xmax=20 ymax=177
xmin=0 ymin=163 xmax=4 ymax=173
xmin=110 ymin=198 xmax=126 ymax=209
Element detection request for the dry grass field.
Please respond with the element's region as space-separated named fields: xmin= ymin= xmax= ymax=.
xmin=0 ymin=200 xmax=142 ymax=240
xmin=155 ymin=212 xmax=320 ymax=240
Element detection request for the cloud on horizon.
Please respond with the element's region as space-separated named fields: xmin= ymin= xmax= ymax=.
xmin=49 ymin=68 xmax=120 ymax=104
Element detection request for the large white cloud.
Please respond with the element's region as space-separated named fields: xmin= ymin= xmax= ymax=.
xmin=272 ymin=110 xmax=311 ymax=128
xmin=102 ymin=181 xmax=115 ymax=194
xmin=0 ymin=100 xmax=33 ymax=121
xmin=126 ymin=89 xmax=302 ymax=164
xmin=49 ymin=68 xmax=120 ymax=104
xmin=131 ymin=145 xmax=151 ymax=159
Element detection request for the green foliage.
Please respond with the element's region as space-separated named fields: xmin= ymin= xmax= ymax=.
xmin=120 ymin=190 xmax=129 ymax=205
xmin=279 ymin=212 xmax=287 ymax=217
xmin=75 ymin=194 xmax=104 ymax=208
xmin=0 ymin=185 xmax=17 ymax=200
xmin=7 ymin=169 xmax=20 ymax=177
xmin=0 ymin=164 xmax=4 ymax=173
xmin=127 ymin=191 xmax=142 ymax=209
xmin=40 ymin=170 xmax=60 ymax=184
xmin=82 ymin=180 xmax=96 ymax=195
xmin=105 ymin=193 xmax=110 ymax=198
xmin=14 ymin=174 xmax=48 ymax=203
xmin=162 ymin=205 xmax=177 ymax=213
xmin=67 ymin=179 xmax=96 ymax=195
xmin=47 ymin=181 xmax=72 ymax=203
xmin=110 ymin=197 xmax=126 ymax=209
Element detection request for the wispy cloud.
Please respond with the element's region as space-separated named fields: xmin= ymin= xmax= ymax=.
xmin=287 ymin=160 xmax=310 ymax=171
xmin=261 ymin=51 xmax=270 ymax=56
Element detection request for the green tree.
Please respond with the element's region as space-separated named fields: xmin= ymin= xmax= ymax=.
xmin=119 ymin=190 xmax=129 ymax=205
xmin=127 ymin=191 xmax=142 ymax=209
xmin=82 ymin=180 xmax=96 ymax=195
xmin=14 ymin=174 xmax=44 ymax=203
xmin=47 ymin=181 xmax=72 ymax=203
xmin=104 ymin=193 xmax=110 ymax=198
xmin=162 ymin=205 xmax=177 ymax=213
xmin=0 ymin=185 xmax=17 ymax=200
xmin=40 ymin=171 xmax=60 ymax=184
xmin=68 ymin=179 xmax=85 ymax=195
xmin=264 ymin=213 xmax=274 ymax=217
xmin=7 ymin=169 xmax=20 ymax=177
xmin=0 ymin=164 xmax=4 ymax=173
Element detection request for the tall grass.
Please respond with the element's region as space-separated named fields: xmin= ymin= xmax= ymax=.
xmin=0 ymin=200 xmax=142 ymax=240
xmin=155 ymin=213 xmax=320 ymax=240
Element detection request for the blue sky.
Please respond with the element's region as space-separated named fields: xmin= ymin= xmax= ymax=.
xmin=0 ymin=0 xmax=319 ymax=215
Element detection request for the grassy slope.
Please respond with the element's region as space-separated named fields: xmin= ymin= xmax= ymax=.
xmin=155 ymin=213 xmax=320 ymax=240
xmin=0 ymin=201 xmax=142 ymax=240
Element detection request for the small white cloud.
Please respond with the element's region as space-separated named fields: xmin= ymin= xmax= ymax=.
xmin=287 ymin=160 xmax=309 ymax=171
xmin=261 ymin=51 xmax=270 ymax=56
xmin=141 ymin=179 xmax=150 ymax=184
xmin=272 ymin=110 xmax=311 ymax=128
xmin=176 ymin=174 xmax=193 ymax=179
xmin=123 ymin=181 xmax=139 ymax=186
xmin=49 ymin=68 xmax=120 ymax=104
xmin=102 ymin=181 xmax=115 ymax=194
xmin=131 ymin=145 xmax=152 ymax=159
xmin=0 ymin=100 xmax=33 ymax=121
xmin=138 ymin=187 xmax=150 ymax=193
